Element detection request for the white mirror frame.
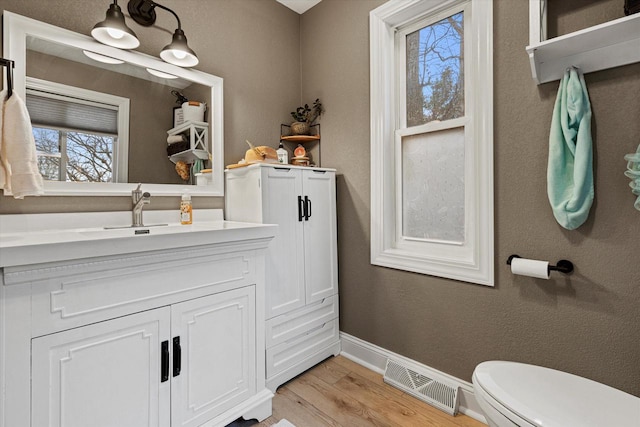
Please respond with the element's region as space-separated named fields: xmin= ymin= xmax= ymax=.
xmin=3 ymin=12 xmax=224 ymax=197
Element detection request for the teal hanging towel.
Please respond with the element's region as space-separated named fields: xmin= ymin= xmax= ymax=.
xmin=547 ymin=67 xmax=594 ymax=230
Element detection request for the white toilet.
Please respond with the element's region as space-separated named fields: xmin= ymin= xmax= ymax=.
xmin=472 ymin=361 xmax=640 ymax=427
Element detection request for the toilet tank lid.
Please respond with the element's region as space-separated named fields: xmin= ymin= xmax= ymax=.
xmin=473 ymin=361 xmax=640 ymax=427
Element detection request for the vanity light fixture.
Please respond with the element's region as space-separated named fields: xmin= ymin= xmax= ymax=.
xmin=91 ymin=0 xmax=199 ymax=67
xmin=91 ymin=0 xmax=140 ymax=49
xmin=159 ymin=28 xmax=199 ymax=67
xmin=127 ymin=0 xmax=199 ymax=67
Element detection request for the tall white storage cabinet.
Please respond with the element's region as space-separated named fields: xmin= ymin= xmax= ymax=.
xmin=225 ymin=164 xmax=340 ymax=391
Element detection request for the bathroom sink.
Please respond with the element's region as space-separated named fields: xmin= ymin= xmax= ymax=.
xmin=77 ymin=227 xmax=159 ymax=238
xmin=0 ymin=210 xmax=277 ymax=268
xmin=77 ymin=222 xmax=230 ymax=238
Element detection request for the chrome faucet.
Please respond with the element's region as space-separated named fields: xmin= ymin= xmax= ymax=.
xmin=132 ymin=183 xmax=150 ymax=227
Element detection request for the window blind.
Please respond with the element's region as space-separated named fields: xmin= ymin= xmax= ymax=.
xmin=25 ymin=92 xmax=118 ymax=135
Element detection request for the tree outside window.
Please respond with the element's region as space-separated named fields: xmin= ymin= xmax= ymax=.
xmin=34 ymin=126 xmax=115 ymax=182
xmin=406 ymin=12 xmax=464 ymax=127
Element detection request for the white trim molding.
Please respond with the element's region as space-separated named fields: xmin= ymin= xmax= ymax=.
xmin=369 ymin=0 xmax=494 ymax=286
xmin=340 ymin=332 xmax=487 ymax=424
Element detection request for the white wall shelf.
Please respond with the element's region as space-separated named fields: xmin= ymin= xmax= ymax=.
xmin=167 ymin=120 xmax=209 ymax=164
xmin=527 ymin=7 xmax=640 ymax=84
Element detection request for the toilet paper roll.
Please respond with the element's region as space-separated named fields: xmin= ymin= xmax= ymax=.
xmin=167 ymin=134 xmax=187 ymax=144
xmin=510 ymin=257 xmax=550 ymax=279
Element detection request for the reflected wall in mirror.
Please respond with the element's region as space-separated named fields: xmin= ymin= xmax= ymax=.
xmin=3 ymin=11 xmax=224 ymax=196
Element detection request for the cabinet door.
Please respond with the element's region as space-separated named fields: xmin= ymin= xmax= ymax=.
xmin=302 ymin=169 xmax=339 ymax=303
xmin=171 ymin=286 xmax=256 ymax=427
xmin=262 ymin=166 xmax=306 ymax=318
xmin=32 ymin=307 xmax=171 ymax=427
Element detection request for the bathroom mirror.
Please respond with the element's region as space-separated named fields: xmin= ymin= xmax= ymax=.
xmin=3 ymin=12 xmax=224 ymax=196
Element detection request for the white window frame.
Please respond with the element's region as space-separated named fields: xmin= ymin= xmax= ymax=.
xmin=370 ymin=0 xmax=494 ymax=286
xmin=26 ymin=77 xmax=130 ymax=183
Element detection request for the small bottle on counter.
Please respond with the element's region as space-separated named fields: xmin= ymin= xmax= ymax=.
xmin=180 ymin=194 xmax=192 ymax=225
xmin=277 ymin=142 xmax=288 ymax=164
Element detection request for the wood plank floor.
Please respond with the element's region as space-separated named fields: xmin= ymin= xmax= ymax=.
xmin=237 ymin=356 xmax=485 ymax=426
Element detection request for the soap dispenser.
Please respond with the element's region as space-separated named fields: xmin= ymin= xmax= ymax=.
xmin=180 ymin=194 xmax=192 ymax=224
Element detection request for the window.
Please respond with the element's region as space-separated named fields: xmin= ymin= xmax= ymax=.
xmin=370 ymin=0 xmax=494 ymax=286
xmin=25 ymin=77 xmax=129 ymax=183
xmin=33 ymin=127 xmax=116 ymax=182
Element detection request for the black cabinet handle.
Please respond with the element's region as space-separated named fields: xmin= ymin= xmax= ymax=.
xmin=305 ymin=196 xmax=312 ymax=220
xmin=173 ymin=337 xmax=181 ymax=377
xmin=161 ymin=340 xmax=169 ymax=382
xmin=298 ymin=196 xmax=304 ymax=222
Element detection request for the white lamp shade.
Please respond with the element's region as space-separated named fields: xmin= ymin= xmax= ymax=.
xmin=91 ymin=2 xmax=140 ymax=49
xmin=160 ymin=29 xmax=198 ymax=67
xmin=160 ymin=49 xmax=199 ymax=67
xmin=91 ymin=26 xmax=140 ymax=49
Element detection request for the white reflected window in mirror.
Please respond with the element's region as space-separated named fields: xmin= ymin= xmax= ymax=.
xmin=370 ymin=0 xmax=494 ymax=286
xmin=3 ymin=11 xmax=224 ymax=196
xmin=26 ymin=77 xmax=129 ymax=183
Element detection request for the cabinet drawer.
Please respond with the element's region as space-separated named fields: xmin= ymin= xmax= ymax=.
xmin=266 ymin=294 xmax=338 ymax=348
xmin=31 ymin=250 xmax=255 ymax=337
xmin=266 ymin=318 xmax=339 ymax=378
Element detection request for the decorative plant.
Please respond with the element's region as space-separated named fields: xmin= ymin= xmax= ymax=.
xmin=291 ymin=98 xmax=324 ymax=124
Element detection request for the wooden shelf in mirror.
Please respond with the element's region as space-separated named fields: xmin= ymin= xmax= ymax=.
xmin=280 ymin=135 xmax=321 ymax=143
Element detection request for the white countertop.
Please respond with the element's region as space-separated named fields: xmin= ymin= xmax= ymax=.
xmin=0 ymin=210 xmax=276 ymax=268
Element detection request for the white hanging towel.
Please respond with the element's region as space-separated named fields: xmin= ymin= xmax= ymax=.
xmin=0 ymin=90 xmax=44 ymax=198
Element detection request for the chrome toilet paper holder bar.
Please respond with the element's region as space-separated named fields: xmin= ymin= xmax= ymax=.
xmin=507 ymin=255 xmax=574 ymax=274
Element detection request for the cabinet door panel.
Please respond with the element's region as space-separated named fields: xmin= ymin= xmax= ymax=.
xmin=302 ymin=170 xmax=338 ymax=303
xmin=262 ymin=167 xmax=306 ymax=318
xmin=171 ymin=286 xmax=256 ymax=427
xmin=32 ymin=307 xmax=171 ymax=427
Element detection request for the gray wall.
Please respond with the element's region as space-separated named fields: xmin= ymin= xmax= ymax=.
xmin=301 ymin=0 xmax=640 ymax=396
xmin=2 ymin=0 xmax=639 ymax=398
xmin=0 ymin=0 xmax=300 ymax=212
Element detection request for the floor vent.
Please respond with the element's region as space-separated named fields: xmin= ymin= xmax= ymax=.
xmin=383 ymin=358 xmax=459 ymax=416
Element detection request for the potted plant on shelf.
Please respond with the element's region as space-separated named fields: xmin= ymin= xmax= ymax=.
xmin=290 ymin=98 xmax=323 ymax=135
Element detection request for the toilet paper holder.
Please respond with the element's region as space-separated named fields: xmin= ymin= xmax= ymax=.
xmin=507 ymin=255 xmax=574 ymax=274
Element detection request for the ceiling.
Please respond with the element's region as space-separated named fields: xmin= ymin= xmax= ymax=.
xmin=276 ymin=0 xmax=322 ymax=14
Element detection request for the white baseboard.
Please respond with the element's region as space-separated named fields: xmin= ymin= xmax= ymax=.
xmin=339 ymin=332 xmax=487 ymax=424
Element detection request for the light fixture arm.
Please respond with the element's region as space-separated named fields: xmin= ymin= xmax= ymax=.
xmin=149 ymin=1 xmax=182 ymax=30
xmin=125 ymin=0 xmax=199 ymax=67
xmin=128 ymin=0 xmax=181 ymax=29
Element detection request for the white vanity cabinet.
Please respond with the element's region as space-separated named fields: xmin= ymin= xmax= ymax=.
xmin=225 ymin=164 xmax=340 ymax=391
xmin=0 ymin=221 xmax=275 ymax=427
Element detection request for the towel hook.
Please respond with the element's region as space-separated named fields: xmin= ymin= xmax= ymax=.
xmin=0 ymin=58 xmax=15 ymax=98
